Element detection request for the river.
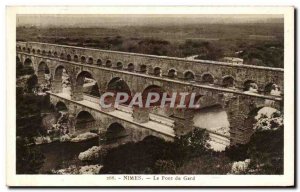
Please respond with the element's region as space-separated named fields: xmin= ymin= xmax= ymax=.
xmin=35 ymin=137 xmax=99 ymax=174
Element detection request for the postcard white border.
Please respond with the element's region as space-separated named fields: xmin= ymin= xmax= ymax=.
xmin=6 ymin=6 xmax=294 ymax=187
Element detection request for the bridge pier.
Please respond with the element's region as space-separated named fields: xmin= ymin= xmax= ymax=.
xmin=132 ymin=106 xmax=150 ymax=123
xmin=173 ymin=109 xmax=194 ymax=136
xmin=71 ymin=86 xmax=84 ymax=101
xmin=52 ymin=79 xmax=62 ymax=93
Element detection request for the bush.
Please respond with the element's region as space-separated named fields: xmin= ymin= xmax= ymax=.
xmin=153 ymin=160 xmax=176 ymax=174
xmin=16 ymin=138 xmax=45 ymax=174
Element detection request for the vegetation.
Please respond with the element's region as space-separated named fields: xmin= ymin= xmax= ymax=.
xmin=16 ymin=137 xmax=45 ymax=174
xmin=17 ymin=22 xmax=284 ymax=68
xmin=16 ymin=62 xmax=46 ymax=174
xmin=99 ymin=129 xmax=210 ymax=174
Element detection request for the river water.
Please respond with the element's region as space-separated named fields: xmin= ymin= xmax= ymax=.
xmin=35 ymin=137 xmax=99 ymax=173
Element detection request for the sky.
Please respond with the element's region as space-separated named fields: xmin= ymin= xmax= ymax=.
xmin=17 ymin=14 xmax=284 ymax=28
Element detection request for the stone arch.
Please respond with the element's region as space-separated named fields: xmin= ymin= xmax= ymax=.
xmin=222 ymin=75 xmax=235 ymax=88
xmin=22 ymin=47 xmax=26 ymax=52
xmin=24 ymin=58 xmax=32 ymax=67
xmin=184 ymin=70 xmax=195 ymax=81
xmin=107 ymin=77 xmax=132 ymax=105
xmin=48 ymin=50 xmax=52 ymax=56
xmin=105 ymin=122 xmax=127 ymax=144
xmin=37 ymin=49 xmax=41 ymax=54
xmin=97 ymin=59 xmax=102 ymax=65
xmin=75 ymin=110 xmax=96 ymax=131
xmin=76 ymin=71 xmax=100 ymax=98
xmin=127 ymin=63 xmax=134 ymax=72
xmin=74 ymin=55 xmax=79 ymax=62
xmin=201 ymin=73 xmax=214 ymax=84
xmin=244 ymin=80 xmax=258 ymax=92
xmin=87 ymin=57 xmax=94 ymax=64
xmin=81 ymin=56 xmax=86 ymax=63
xmin=42 ymin=50 xmax=46 ymax=55
xmin=60 ymin=53 xmax=64 ymax=59
xmin=142 ymin=85 xmax=164 ymax=107
xmin=27 ymin=48 xmax=31 ymax=53
xmin=265 ymin=83 xmax=281 ymax=96
xmin=67 ymin=54 xmax=72 ymax=61
xmin=54 ymin=52 xmax=58 ymax=57
xmin=106 ymin=60 xmax=112 ymax=67
xmin=116 ymin=61 xmax=123 ymax=69
xmin=139 ymin=64 xmax=147 ymax=73
xmin=56 ymin=101 xmax=68 ymax=112
xmin=168 ymin=68 xmax=177 ymax=78
xmin=153 ymin=67 xmax=162 ymax=76
xmin=32 ymin=49 xmax=36 ymax=54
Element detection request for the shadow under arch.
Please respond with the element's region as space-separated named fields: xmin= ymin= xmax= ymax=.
xmin=56 ymin=101 xmax=68 ymax=112
xmin=75 ymin=110 xmax=96 ymax=131
xmin=105 ymin=122 xmax=128 ymax=144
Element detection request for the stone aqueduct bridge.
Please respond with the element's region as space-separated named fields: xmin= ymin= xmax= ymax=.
xmin=16 ymin=41 xmax=284 ymax=145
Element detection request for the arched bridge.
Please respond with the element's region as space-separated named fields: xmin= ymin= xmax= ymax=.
xmin=17 ymin=41 xmax=284 ymax=145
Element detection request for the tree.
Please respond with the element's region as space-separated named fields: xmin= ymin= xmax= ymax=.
xmin=16 ymin=137 xmax=45 ymax=174
xmin=174 ymin=128 xmax=210 ymax=157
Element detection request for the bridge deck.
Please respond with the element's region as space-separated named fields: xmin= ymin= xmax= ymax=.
xmin=49 ymin=92 xmax=176 ymax=138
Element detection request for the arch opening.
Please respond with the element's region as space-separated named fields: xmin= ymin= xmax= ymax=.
xmin=74 ymin=55 xmax=79 ymax=62
xmin=222 ymin=76 xmax=235 ymax=88
xmin=107 ymin=77 xmax=131 ymax=105
xmin=97 ymin=59 xmax=102 ymax=65
xmin=265 ymin=83 xmax=281 ymax=96
xmin=37 ymin=49 xmax=41 ymax=54
xmin=127 ymin=63 xmax=134 ymax=72
xmin=75 ymin=111 xmax=96 ymax=130
xmin=56 ymin=101 xmax=68 ymax=112
xmin=202 ymin=73 xmax=214 ymax=84
xmin=24 ymin=58 xmax=32 ymax=67
xmin=81 ymin=56 xmax=86 ymax=63
xmin=32 ymin=49 xmax=36 ymax=54
xmin=184 ymin=71 xmax=195 ymax=81
xmin=42 ymin=50 xmax=46 ymax=55
xmin=168 ymin=69 xmax=177 ymax=78
xmin=193 ymin=104 xmax=231 ymax=151
xmin=139 ymin=64 xmax=147 ymax=73
xmin=48 ymin=51 xmax=52 ymax=56
xmin=106 ymin=60 xmax=112 ymax=67
xmin=76 ymin=71 xmax=100 ymax=98
xmin=67 ymin=54 xmax=72 ymax=61
xmin=244 ymin=80 xmax=258 ymax=93
xmin=54 ymin=52 xmax=58 ymax=57
xmin=116 ymin=62 xmax=123 ymax=69
xmin=18 ymin=58 xmax=34 ymax=77
xmin=142 ymin=85 xmax=164 ymax=107
xmin=153 ymin=67 xmax=162 ymax=76
xmin=88 ymin=57 xmax=93 ymax=64
xmin=27 ymin=48 xmax=31 ymax=53
xmin=105 ymin=122 xmax=127 ymax=144
xmin=60 ymin=53 xmax=64 ymax=59
xmin=54 ymin=66 xmax=71 ymax=94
